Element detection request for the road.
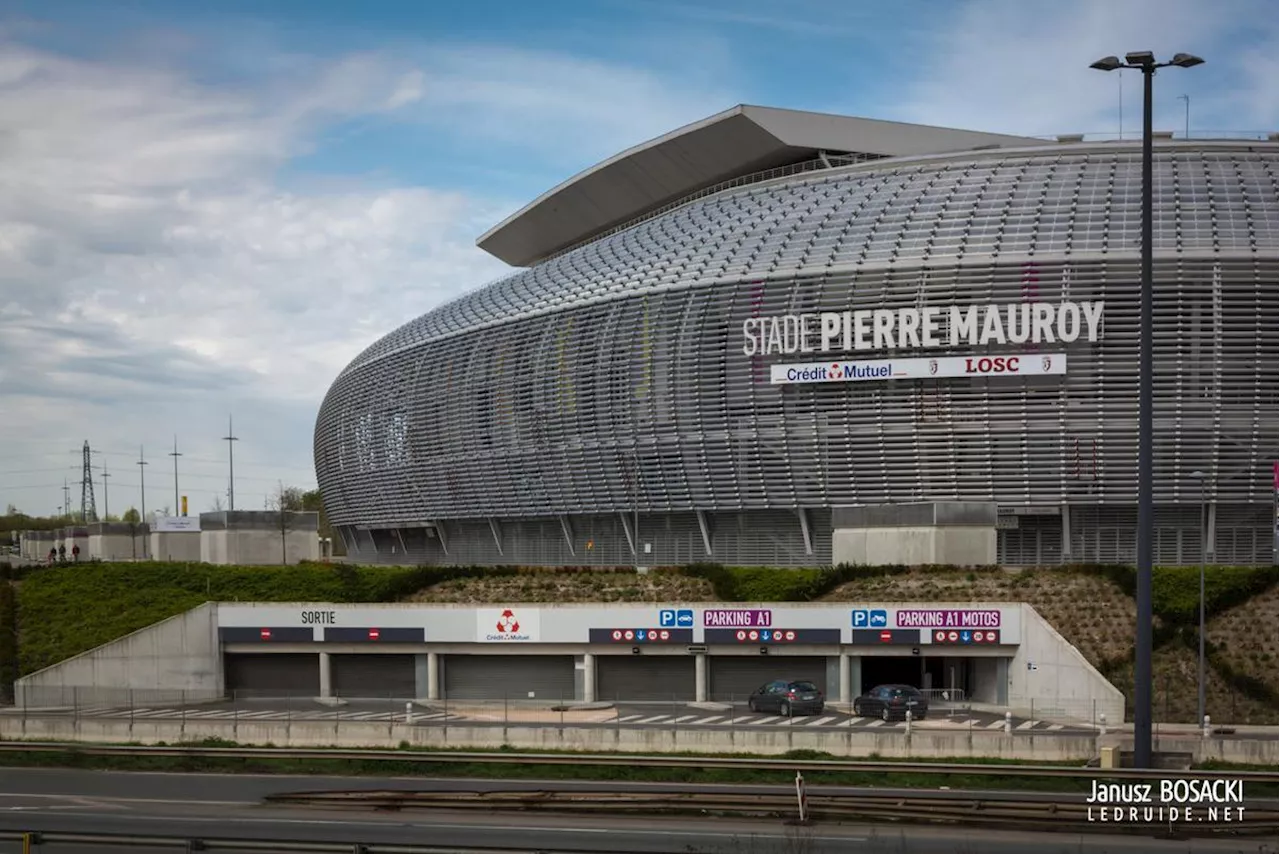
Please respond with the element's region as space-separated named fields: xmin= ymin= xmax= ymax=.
xmin=0 ymin=769 xmax=1272 ymax=854
xmin=1 ymin=698 xmax=1097 ymax=734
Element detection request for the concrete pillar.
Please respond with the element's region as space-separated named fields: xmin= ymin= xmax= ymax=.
xmin=583 ymin=653 xmax=596 ymax=703
xmin=318 ymin=652 xmax=332 ymax=699
xmin=414 ymin=654 xmax=430 ymax=699
xmin=839 ymin=652 xmax=851 ymax=704
xmin=849 ymin=655 xmax=863 ymax=699
xmin=426 ymin=651 xmax=440 ymax=701
xmin=695 ymin=653 xmax=708 ymax=703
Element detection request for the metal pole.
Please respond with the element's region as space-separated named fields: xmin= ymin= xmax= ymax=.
xmin=138 ymin=447 xmax=148 ymax=522
xmin=634 ymin=454 xmax=639 ymax=570
xmin=1133 ymin=62 xmax=1155 ymax=769
xmin=170 ymin=436 xmax=181 ymax=517
xmin=101 ymin=461 xmax=110 ymax=519
xmin=1198 ymin=477 xmax=1206 ymax=726
xmin=223 ymin=416 xmax=239 ymax=512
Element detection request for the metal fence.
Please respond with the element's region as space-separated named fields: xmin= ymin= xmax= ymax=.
xmin=2 ymin=687 xmax=1128 ymax=733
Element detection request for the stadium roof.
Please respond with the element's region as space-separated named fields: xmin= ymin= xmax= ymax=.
xmin=476 ymin=104 xmax=1052 ymax=267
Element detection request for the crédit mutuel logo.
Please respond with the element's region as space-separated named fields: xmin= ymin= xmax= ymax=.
xmin=1086 ymin=778 xmax=1246 ymax=824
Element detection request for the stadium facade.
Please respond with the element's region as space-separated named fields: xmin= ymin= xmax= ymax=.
xmin=314 ymin=105 xmax=1279 ymax=568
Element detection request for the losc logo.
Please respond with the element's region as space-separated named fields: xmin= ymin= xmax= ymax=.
xmin=965 ymin=356 xmax=1021 ymax=375
xmin=659 ymin=608 xmax=694 ymax=628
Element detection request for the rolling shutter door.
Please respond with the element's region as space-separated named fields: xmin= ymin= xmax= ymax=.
xmin=331 ymin=654 xmax=416 ymax=699
xmin=442 ymin=655 xmax=575 ymax=701
xmin=224 ymin=654 xmax=319 ymax=698
xmin=595 ymin=656 xmax=696 ymax=702
xmin=709 ymin=657 xmax=828 ymax=702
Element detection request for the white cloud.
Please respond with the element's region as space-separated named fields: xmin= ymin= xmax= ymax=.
xmin=883 ymin=0 xmax=1278 ymax=139
xmin=0 ymin=32 xmax=733 ymax=516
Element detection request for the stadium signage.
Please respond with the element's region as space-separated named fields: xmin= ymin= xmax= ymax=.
xmin=703 ymin=608 xmax=772 ymax=627
xmin=771 ymin=352 xmax=1066 ymax=385
xmin=742 ymin=300 xmax=1104 ymax=356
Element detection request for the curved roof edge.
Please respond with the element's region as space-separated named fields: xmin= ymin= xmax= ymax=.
xmin=476 ymin=104 xmax=1051 ymax=268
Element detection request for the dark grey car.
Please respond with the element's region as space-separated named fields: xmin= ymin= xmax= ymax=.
xmin=747 ymin=679 xmax=825 ymax=716
xmin=853 ymin=684 xmax=929 ymax=721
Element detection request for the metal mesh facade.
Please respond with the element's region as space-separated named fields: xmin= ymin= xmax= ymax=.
xmin=315 ymin=140 xmax=1279 ymax=567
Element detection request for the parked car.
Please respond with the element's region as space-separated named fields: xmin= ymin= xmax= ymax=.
xmin=747 ymin=679 xmax=825 ymax=716
xmin=853 ymin=684 xmax=929 ymax=721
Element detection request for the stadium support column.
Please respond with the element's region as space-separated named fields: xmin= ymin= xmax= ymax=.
xmin=694 ymin=653 xmax=707 ymax=703
xmin=582 ymin=653 xmax=596 ymax=703
xmin=426 ymin=652 xmax=440 ymax=701
xmin=318 ymin=652 xmax=332 ymax=699
xmin=1089 ymin=50 xmax=1203 ymax=769
xmin=839 ymin=652 xmax=851 ymax=704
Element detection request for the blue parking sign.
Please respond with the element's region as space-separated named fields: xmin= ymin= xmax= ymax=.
xmin=659 ymin=609 xmax=676 ymax=627
xmin=676 ymin=609 xmax=694 ymax=627
xmin=852 ymin=609 xmax=869 ymax=627
xmin=869 ymin=610 xmax=888 ymax=627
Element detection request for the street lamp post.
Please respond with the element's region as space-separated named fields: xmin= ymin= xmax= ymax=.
xmin=1090 ymin=50 xmax=1204 ymax=770
xmin=1191 ymin=470 xmax=1207 ymax=727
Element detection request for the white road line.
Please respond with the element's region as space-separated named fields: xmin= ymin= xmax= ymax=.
xmin=184 ymin=710 xmax=232 ymax=719
xmin=690 ymin=715 xmax=724 ymax=725
xmin=1016 ymin=720 xmax=1036 ymax=731
xmin=862 ymin=719 xmax=885 ymax=727
xmin=748 ymin=716 xmax=785 ymax=725
xmin=986 ymin=720 xmax=1006 ymax=730
xmin=132 ymin=709 xmax=182 ymax=718
xmin=615 ymin=714 xmax=644 ymax=722
xmin=1048 ymin=724 xmax=1064 ymax=731
xmin=632 ymin=715 xmax=670 ymax=724
xmin=844 ymin=716 xmax=867 ymax=725
xmin=806 ymin=716 xmax=838 ymax=727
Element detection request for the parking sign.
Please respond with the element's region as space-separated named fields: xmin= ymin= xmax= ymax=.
xmin=660 ymin=608 xmax=693 ymax=628
xmin=852 ymin=609 xmax=868 ymax=627
xmin=659 ymin=609 xmax=676 ymax=627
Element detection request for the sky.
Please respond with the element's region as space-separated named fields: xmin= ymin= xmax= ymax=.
xmin=0 ymin=0 xmax=1276 ymax=519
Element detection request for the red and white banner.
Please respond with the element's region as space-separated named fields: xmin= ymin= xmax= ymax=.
xmin=770 ymin=352 xmax=1067 ymax=385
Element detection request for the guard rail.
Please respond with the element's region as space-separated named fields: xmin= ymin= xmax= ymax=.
xmin=263 ymin=788 xmax=1280 ymax=834
xmin=0 ymin=832 xmax=601 ymax=853
xmin=0 ymin=741 xmax=1275 ymax=782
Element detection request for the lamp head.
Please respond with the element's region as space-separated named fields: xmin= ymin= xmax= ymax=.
xmin=1090 ymin=55 xmax=1123 ymax=72
xmin=1170 ymin=53 xmax=1205 ymax=68
xmin=1191 ymin=470 xmax=1205 ymax=479
xmin=1125 ymin=51 xmax=1156 ymax=67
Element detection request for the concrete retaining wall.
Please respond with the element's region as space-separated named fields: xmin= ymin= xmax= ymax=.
xmin=0 ymin=717 xmax=1271 ymax=765
xmin=15 ymin=603 xmax=220 ymax=707
xmin=1012 ymin=603 xmax=1126 ymax=724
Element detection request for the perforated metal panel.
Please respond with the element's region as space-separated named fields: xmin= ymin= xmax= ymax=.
xmin=595 ymin=656 xmax=696 ymax=702
xmin=331 ymin=654 xmax=415 ymax=699
xmin=316 ymin=142 xmax=1279 ymax=568
xmin=442 ymin=655 xmax=575 ymax=701
xmin=224 ymin=654 xmax=319 ymax=697
xmin=709 ymin=657 xmax=828 ymax=702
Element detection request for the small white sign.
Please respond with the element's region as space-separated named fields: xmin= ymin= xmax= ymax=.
xmin=771 ymin=352 xmax=1067 ymax=385
xmin=477 ymin=607 xmax=540 ymax=643
xmin=154 ymin=516 xmax=201 ymax=533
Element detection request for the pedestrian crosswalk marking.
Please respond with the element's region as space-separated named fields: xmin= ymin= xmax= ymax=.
xmin=633 ymin=714 xmax=669 ymax=724
xmin=691 ymin=715 xmax=723 ymax=725
xmin=807 ymin=716 xmax=837 ymax=726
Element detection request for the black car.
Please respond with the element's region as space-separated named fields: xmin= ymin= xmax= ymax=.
xmin=853 ymin=684 xmax=929 ymax=721
xmin=747 ymin=679 xmax=825 ymax=716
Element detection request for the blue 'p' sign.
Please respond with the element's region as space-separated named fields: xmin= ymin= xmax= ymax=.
xmin=852 ymin=609 xmax=869 ymax=627
xmin=659 ymin=609 xmax=676 ymax=627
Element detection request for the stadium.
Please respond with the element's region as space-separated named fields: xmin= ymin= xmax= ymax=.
xmin=314 ymin=105 xmax=1279 ymax=569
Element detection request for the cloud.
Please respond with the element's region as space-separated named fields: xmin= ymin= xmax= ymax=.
xmin=880 ymin=0 xmax=1278 ymax=138
xmin=0 ymin=28 xmax=734 ymax=515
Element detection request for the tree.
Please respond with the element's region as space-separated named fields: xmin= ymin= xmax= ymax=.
xmin=265 ymin=483 xmax=302 ymax=565
xmin=300 ymin=487 xmax=344 ymax=557
xmin=122 ymin=507 xmax=142 ymax=560
xmin=210 ymin=494 xmax=225 ymax=513
xmin=4 ymin=504 xmax=18 ymax=517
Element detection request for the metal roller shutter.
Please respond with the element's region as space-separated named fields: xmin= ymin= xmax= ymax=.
xmin=443 ymin=654 xmax=575 ymax=701
xmin=709 ymin=657 xmax=828 ymax=702
xmin=595 ymin=656 xmax=696 ymax=702
xmin=331 ymin=654 xmax=416 ymax=699
xmin=224 ymin=654 xmax=319 ymax=698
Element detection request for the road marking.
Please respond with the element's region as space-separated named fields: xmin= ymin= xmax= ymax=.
xmin=986 ymin=720 xmax=1006 ymax=730
xmin=1048 ymin=724 xmax=1064 ymax=731
xmin=748 ymin=716 xmax=784 ymax=725
xmin=806 ymin=716 xmax=838 ymax=727
xmin=184 ymin=710 xmax=232 ymax=719
xmin=690 ymin=715 xmax=724 ymax=725
xmin=615 ymin=714 xmax=643 ymax=722
xmin=863 ymin=719 xmax=885 ymax=727
xmin=671 ymin=715 xmax=699 ymax=723
xmin=1016 ymin=720 xmax=1036 ymax=731
xmin=845 ymin=716 xmax=867 ymax=725
xmin=238 ymin=710 xmax=285 ymax=719
xmin=632 ymin=715 xmax=670 ymax=724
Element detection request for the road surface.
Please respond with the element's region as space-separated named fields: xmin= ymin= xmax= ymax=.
xmin=0 ymin=769 xmax=1272 ymax=854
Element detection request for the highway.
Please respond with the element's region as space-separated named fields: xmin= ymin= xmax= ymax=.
xmin=0 ymin=769 xmax=1273 ymax=854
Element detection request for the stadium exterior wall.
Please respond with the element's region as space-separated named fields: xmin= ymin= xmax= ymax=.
xmin=315 ymin=138 xmax=1280 ymax=568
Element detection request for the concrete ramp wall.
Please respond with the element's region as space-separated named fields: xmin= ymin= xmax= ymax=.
xmin=15 ymin=603 xmax=221 ymax=708
xmin=1011 ymin=603 xmax=1125 ymax=725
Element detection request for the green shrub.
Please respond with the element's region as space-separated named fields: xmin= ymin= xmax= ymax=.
xmin=16 ymin=562 xmax=434 ymax=675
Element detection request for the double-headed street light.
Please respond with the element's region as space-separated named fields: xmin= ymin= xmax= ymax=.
xmin=1090 ymin=50 xmax=1204 ymax=770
